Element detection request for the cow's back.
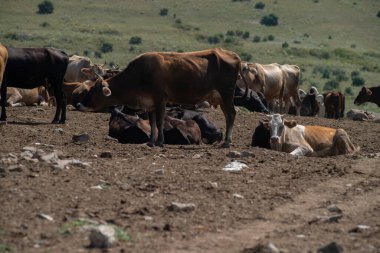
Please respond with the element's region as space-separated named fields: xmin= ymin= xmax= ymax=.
xmin=64 ymin=55 xmax=92 ymax=82
xmin=261 ymin=63 xmax=285 ymax=99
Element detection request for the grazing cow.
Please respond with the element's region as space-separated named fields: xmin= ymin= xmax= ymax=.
xmin=77 ymin=48 xmax=248 ymax=147
xmin=64 ymin=55 xmax=107 ymax=83
xmin=238 ymin=62 xmax=301 ymax=115
xmin=166 ymin=107 xmax=223 ymax=144
xmin=324 ymin=91 xmax=345 ymax=119
xmin=262 ymin=114 xmax=358 ymax=157
xmin=5 ymin=87 xmax=49 ymax=107
xmin=0 ymin=44 xmax=7 ymax=100
xmin=354 ymin=86 xmax=380 ymax=107
xmin=109 ymin=107 xmax=201 ymax=145
xmin=234 ymin=86 xmax=269 ymax=113
xmin=1 ymin=47 xmax=68 ymax=123
xmin=251 ymin=121 xmax=271 ymax=149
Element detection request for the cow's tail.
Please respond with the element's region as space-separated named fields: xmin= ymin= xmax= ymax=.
xmin=235 ymin=63 xmax=249 ymax=100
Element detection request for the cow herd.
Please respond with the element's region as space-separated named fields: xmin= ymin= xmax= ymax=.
xmin=0 ymin=44 xmax=379 ymax=157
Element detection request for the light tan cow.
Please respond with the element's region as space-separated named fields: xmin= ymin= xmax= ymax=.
xmin=238 ymin=62 xmax=301 ymax=115
xmin=0 ymin=44 xmax=7 ymax=96
xmin=64 ymin=55 xmax=105 ymax=83
xmin=6 ymin=87 xmax=49 ymax=107
xmin=262 ymin=114 xmax=358 ymax=157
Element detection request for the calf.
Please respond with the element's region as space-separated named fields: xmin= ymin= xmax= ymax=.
xmin=5 ymin=87 xmax=49 ymax=106
xmin=262 ymin=114 xmax=358 ymax=157
xmin=1 ymin=47 xmax=68 ymax=123
xmin=324 ymin=91 xmax=345 ymax=119
xmin=77 ymin=48 xmax=248 ymax=147
xmin=354 ymin=86 xmax=380 ymax=107
xmin=234 ymin=86 xmax=269 ymax=113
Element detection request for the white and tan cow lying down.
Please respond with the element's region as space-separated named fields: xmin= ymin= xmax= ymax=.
xmin=4 ymin=87 xmax=49 ymax=107
xmin=262 ymin=114 xmax=358 ymax=157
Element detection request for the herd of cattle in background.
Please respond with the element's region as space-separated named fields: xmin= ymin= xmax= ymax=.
xmin=0 ymin=44 xmax=379 ymax=156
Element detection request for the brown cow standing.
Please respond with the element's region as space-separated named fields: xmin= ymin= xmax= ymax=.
xmin=0 ymin=44 xmax=8 ymax=100
xmin=324 ymin=91 xmax=345 ymax=119
xmin=77 ymin=48 xmax=248 ymax=147
xmin=354 ymin=86 xmax=380 ymax=107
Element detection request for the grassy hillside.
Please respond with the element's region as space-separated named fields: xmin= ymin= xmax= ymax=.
xmin=1 ymin=0 xmax=380 ymax=112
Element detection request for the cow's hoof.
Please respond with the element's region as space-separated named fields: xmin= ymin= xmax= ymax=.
xmin=0 ymin=120 xmax=7 ymax=125
xmin=147 ymin=142 xmax=155 ymax=147
xmin=155 ymin=142 xmax=164 ymax=148
xmin=219 ymin=142 xmax=231 ymax=148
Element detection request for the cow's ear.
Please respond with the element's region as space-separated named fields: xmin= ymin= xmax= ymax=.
xmin=284 ymin=120 xmax=297 ymax=128
xmin=81 ymin=68 xmax=91 ymax=75
xmin=261 ymin=120 xmax=269 ymax=129
xmin=366 ymin=88 xmax=372 ymax=96
xmin=102 ymin=87 xmax=112 ymax=96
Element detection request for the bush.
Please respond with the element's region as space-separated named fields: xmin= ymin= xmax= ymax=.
xmin=175 ymin=19 xmax=182 ymax=24
xmin=159 ymin=8 xmax=168 ymax=16
xmin=208 ymin=35 xmax=223 ymax=44
xmin=100 ymin=42 xmax=113 ymax=53
xmin=267 ymin=35 xmax=275 ymax=41
xmin=129 ymin=36 xmax=142 ymax=45
xmin=94 ymin=51 xmax=102 ymax=58
xmin=37 ymin=1 xmax=54 ymax=14
xmin=260 ymin=14 xmax=278 ymax=26
xmin=253 ymin=35 xmax=261 ymax=43
xmin=242 ymin=31 xmax=250 ymax=39
xmin=345 ymin=87 xmax=354 ymax=96
xmin=323 ymin=80 xmax=340 ymax=91
xmin=40 ymin=22 xmax=49 ymax=27
xmin=255 ymin=2 xmax=265 ymax=9
xmin=282 ymin=42 xmax=289 ymax=48
xmin=377 ymin=11 xmax=380 ymax=18
xmin=240 ymin=52 xmax=252 ymax=61
xmin=226 ymin=30 xmax=235 ymax=36
xmin=351 ymin=71 xmax=360 ymax=78
xmin=352 ymin=76 xmax=365 ymax=86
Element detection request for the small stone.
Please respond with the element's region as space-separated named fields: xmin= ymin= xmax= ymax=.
xmin=242 ymin=242 xmax=280 ymax=253
xmin=227 ymin=151 xmax=242 ymax=158
xmin=208 ymin=181 xmax=218 ymax=189
xmin=89 ymin=225 xmax=116 ymax=248
xmin=233 ymin=193 xmax=244 ymax=199
xmin=317 ymin=242 xmax=343 ymax=253
xmin=37 ymin=213 xmax=53 ymax=221
xmin=327 ymin=204 xmax=342 ymax=213
xmin=241 ymin=151 xmax=255 ymax=158
xmin=72 ymin=133 xmax=90 ymax=143
xmin=168 ymin=202 xmax=196 ymax=212
xmin=7 ymin=164 xmax=24 ymax=172
xmin=192 ymin=154 xmax=202 ymax=159
xmin=53 ymin=128 xmax=64 ymax=134
xmin=349 ymin=224 xmax=370 ymax=233
xmin=154 ymin=169 xmax=164 ymax=175
xmin=99 ymin=151 xmax=112 ymax=158
xmin=323 ymin=214 xmax=343 ymax=223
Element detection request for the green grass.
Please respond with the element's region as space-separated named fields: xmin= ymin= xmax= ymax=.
xmin=1 ymin=0 xmax=379 ymax=112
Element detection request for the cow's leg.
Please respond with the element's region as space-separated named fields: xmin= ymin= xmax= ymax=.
xmin=154 ymin=104 xmax=166 ymax=147
xmin=0 ymin=83 xmax=7 ymax=123
xmin=6 ymin=89 xmax=23 ymax=107
xmin=50 ymin=80 xmax=66 ymax=124
xmin=220 ymin=92 xmax=236 ymax=148
xmin=290 ymin=146 xmax=311 ymax=156
xmin=148 ymin=111 xmax=157 ymax=147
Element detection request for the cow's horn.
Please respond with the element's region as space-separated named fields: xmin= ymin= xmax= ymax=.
xmin=95 ymin=72 xmax=104 ymax=80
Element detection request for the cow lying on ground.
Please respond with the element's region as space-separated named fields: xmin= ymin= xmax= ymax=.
xmin=109 ymin=107 xmax=201 ymax=145
xmin=261 ymin=114 xmax=358 ymax=157
xmin=1 ymin=47 xmax=68 ymax=123
xmin=354 ymin=86 xmax=380 ymax=107
xmin=324 ymin=91 xmax=345 ymax=119
xmin=77 ymin=48 xmax=249 ymax=147
xmin=234 ymin=86 xmax=269 ymax=113
xmin=4 ymin=87 xmax=49 ymax=107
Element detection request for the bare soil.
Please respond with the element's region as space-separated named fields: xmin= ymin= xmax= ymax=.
xmin=0 ymin=106 xmax=379 ymax=253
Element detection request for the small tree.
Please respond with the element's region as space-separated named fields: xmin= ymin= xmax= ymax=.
xmin=260 ymin=14 xmax=278 ymax=26
xmin=253 ymin=35 xmax=261 ymax=43
xmin=129 ymin=36 xmax=142 ymax=45
xmin=281 ymin=42 xmax=289 ymax=48
xmin=37 ymin=0 xmax=54 ymax=14
xmin=255 ymin=2 xmax=265 ymax=9
xmin=100 ymin=42 xmax=113 ymax=53
xmin=352 ymin=76 xmax=365 ymax=86
xmin=323 ymin=80 xmax=340 ymax=91
xmin=377 ymin=11 xmax=380 ymax=18
xmin=267 ymin=35 xmax=275 ymax=41
xmin=159 ymin=8 xmax=168 ymax=16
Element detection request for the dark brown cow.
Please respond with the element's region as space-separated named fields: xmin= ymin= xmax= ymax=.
xmin=1 ymin=47 xmax=68 ymax=123
xmin=354 ymin=86 xmax=380 ymax=107
xmin=77 ymin=48 xmax=248 ymax=147
xmin=324 ymin=92 xmax=345 ymax=119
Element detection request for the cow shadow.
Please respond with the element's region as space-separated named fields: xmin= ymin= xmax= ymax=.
xmin=6 ymin=121 xmax=51 ymax=126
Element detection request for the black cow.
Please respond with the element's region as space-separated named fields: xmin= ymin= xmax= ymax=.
xmin=354 ymin=86 xmax=380 ymax=107
xmin=109 ymin=107 xmax=201 ymax=145
xmin=234 ymin=86 xmax=269 ymax=113
xmin=251 ymin=121 xmax=271 ymax=149
xmin=1 ymin=47 xmax=69 ymax=123
xmin=289 ymin=93 xmax=319 ymax=116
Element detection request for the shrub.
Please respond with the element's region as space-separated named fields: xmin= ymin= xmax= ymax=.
xmin=129 ymin=36 xmax=142 ymax=45
xmin=345 ymin=87 xmax=354 ymax=96
xmin=282 ymin=42 xmax=289 ymax=48
xmin=260 ymin=14 xmax=278 ymax=26
xmin=208 ymin=34 xmax=223 ymax=44
xmin=226 ymin=30 xmax=235 ymax=36
xmin=100 ymin=42 xmax=113 ymax=53
xmin=323 ymin=80 xmax=340 ymax=91
xmin=351 ymin=71 xmax=360 ymax=78
xmin=37 ymin=1 xmax=54 ymax=14
xmin=159 ymin=8 xmax=168 ymax=16
xmin=377 ymin=11 xmax=380 ymax=18
xmin=352 ymin=76 xmax=365 ymax=86
xmin=255 ymin=2 xmax=265 ymax=9
xmin=242 ymin=31 xmax=250 ymax=39
xmin=322 ymin=69 xmax=330 ymax=79
xmin=94 ymin=51 xmax=102 ymax=58
xmin=267 ymin=35 xmax=274 ymax=41
xmin=83 ymin=50 xmax=90 ymax=56
xmin=40 ymin=22 xmax=49 ymax=27
xmin=240 ymin=52 xmax=252 ymax=61
xmin=253 ymin=35 xmax=261 ymax=43
xmin=175 ymin=19 xmax=182 ymax=24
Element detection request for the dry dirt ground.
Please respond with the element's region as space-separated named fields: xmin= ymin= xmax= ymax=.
xmin=0 ymin=106 xmax=379 ymax=253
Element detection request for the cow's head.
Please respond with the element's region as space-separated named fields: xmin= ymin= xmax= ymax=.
xmin=81 ymin=64 xmax=106 ymax=81
xmin=262 ymin=114 xmax=297 ymax=151
xmin=354 ymin=87 xmax=371 ymax=105
xmin=76 ymin=74 xmax=112 ymax=112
